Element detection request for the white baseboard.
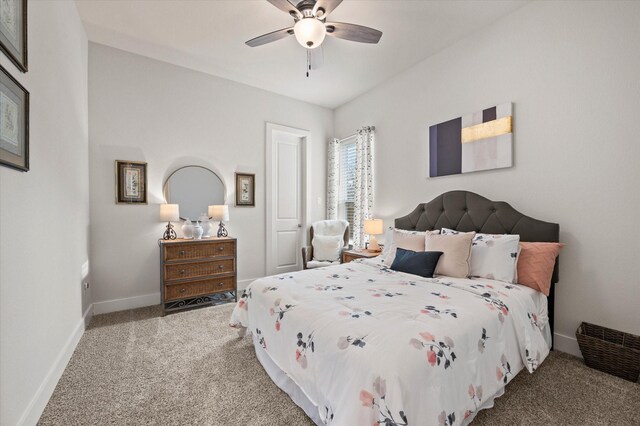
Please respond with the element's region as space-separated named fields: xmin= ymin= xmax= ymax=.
xmin=92 ymin=281 xmax=261 ymax=316
xmin=553 ymin=332 xmax=582 ymax=358
xmin=18 ymin=304 xmax=93 ymax=426
xmin=237 ymin=278 xmax=259 ymax=292
xmin=93 ymin=292 xmax=160 ymax=315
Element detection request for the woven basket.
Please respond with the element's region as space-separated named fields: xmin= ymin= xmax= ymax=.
xmin=576 ymin=322 xmax=640 ymax=382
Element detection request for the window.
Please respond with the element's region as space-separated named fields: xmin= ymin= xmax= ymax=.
xmin=337 ymin=137 xmax=357 ymax=240
xmin=328 ymin=129 xmax=374 ymax=249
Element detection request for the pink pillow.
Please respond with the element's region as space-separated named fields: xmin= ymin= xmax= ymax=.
xmin=516 ymin=242 xmax=564 ymax=295
xmin=383 ymin=229 xmax=439 ymax=266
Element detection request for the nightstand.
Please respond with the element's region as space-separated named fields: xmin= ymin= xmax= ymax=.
xmin=342 ymin=248 xmax=382 ymax=263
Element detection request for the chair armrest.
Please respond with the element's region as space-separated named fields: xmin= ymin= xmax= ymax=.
xmin=301 ymin=246 xmax=313 ymax=270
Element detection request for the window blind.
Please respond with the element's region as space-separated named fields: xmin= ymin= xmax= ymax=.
xmin=338 ymin=137 xmax=357 ymax=240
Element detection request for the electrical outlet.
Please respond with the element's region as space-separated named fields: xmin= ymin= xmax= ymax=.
xmin=83 ymin=282 xmax=89 ymax=290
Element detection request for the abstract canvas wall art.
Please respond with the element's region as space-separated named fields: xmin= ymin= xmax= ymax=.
xmin=429 ymin=103 xmax=512 ymax=177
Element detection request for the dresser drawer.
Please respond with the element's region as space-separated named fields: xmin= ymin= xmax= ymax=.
xmin=164 ymin=241 xmax=235 ymax=262
xmin=164 ymin=258 xmax=235 ymax=281
xmin=165 ymin=276 xmax=235 ymax=301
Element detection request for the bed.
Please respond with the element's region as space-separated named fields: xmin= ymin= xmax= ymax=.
xmin=230 ymin=191 xmax=560 ymax=425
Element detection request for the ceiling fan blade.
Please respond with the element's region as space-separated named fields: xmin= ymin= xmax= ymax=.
xmin=267 ymin=0 xmax=301 ymax=19
xmin=313 ymin=0 xmax=343 ymax=18
xmin=310 ymin=45 xmax=324 ymax=70
xmin=325 ymin=22 xmax=382 ymax=44
xmin=245 ymin=27 xmax=294 ymax=47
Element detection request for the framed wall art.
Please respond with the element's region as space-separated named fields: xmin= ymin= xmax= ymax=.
xmin=429 ymin=102 xmax=513 ymax=177
xmin=0 ymin=0 xmax=27 ymax=72
xmin=0 ymin=62 xmax=28 ymax=171
xmin=115 ymin=160 xmax=148 ymax=204
xmin=235 ymin=172 xmax=255 ymax=207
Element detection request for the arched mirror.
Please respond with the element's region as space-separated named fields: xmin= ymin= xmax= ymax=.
xmin=163 ymin=166 xmax=225 ymax=221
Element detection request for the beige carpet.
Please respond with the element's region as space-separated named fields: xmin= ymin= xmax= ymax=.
xmin=39 ymin=304 xmax=640 ymax=426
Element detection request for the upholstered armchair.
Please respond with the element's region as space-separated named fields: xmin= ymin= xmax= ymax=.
xmin=302 ymin=220 xmax=350 ymax=269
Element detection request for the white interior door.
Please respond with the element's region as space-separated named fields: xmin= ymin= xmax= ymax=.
xmin=266 ymin=124 xmax=308 ymax=275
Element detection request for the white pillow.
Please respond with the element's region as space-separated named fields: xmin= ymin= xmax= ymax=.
xmin=380 ymin=227 xmax=395 ymax=259
xmin=441 ymin=228 xmax=520 ymax=283
xmin=383 ymin=228 xmax=440 ymax=266
xmin=312 ymin=235 xmax=344 ymax=262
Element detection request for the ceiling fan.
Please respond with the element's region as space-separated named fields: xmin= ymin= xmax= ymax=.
xmin=246 ymin=0 xmax=382 ymax=75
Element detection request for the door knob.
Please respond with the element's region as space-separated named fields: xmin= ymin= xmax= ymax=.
xmin=297 ymin=224 xmax=302 ymax=228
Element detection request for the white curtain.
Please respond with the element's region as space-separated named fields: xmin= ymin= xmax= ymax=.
xmin=326 ymin=127 xmax=375 ymax=248
xmin=352 ymin=127 xmax=374 ymax=248
xmin=326 ymin=138 xmax=339 ymax=220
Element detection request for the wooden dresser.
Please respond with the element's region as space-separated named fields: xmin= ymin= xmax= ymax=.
xmin=159 ymin=237 xmax=237 ymax=315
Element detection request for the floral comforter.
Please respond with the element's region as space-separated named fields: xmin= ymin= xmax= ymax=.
xmin=230 ymin=258 xmax=550 ymax=426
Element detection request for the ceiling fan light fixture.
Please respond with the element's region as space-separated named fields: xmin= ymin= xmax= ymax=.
xmin=294 ymin=18 xmax=326 ymax=49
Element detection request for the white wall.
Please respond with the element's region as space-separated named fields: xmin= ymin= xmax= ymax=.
xmin=334 ymin=1 xmax=640 ymax=354
xmin=88 ymin=44 xmax=333 ymax=312
xmin=0 ymin=1 xmax=89 ymax=425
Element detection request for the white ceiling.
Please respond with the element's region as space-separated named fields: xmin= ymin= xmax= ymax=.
xmin=75 ymin=0 xmax=528 ymax=109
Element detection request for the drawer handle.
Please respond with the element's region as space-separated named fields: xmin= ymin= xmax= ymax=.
xmin=180 ymin=288 xmax=186 ymax=293
xmin=179 ymin=250 xmax=186 ymax=255
xmin=218 ymin=246 xmax=224 ymax=251
xmin=218 ymin=265 xmax=224 ymax=269
xmin=218 ymin=282 xmax=224 ymax=287
xmin=180 ymin=269 xmax=186 ymax=274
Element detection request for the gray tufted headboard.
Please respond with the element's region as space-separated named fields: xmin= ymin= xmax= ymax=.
xmin=394 ymin=190 xmax=560 ymax=341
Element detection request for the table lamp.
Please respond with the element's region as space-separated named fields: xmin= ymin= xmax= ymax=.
xmin=208 ymin=205 xmax=229 ymax=237
xmin=160 ymin=204 xmax=179 ymax=240
xmin=364 ymin=219 xmax=383 ymax=252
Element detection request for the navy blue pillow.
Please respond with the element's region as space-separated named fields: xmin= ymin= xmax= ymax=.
xmin=390 ymin=248 xmax=443 ymax=278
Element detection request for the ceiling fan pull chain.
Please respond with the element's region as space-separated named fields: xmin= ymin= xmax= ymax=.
xmin=306 ymin=49 xmax=310 ymax=77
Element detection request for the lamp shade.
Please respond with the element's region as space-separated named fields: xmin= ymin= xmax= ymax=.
xmin=159 ymin=204 xmax=179 ymax=222
xmin=208 ymin=205 xmax=229 ymax=222
xmin=364 ymin=219 xmax=383 ymax=235
xmin=293 ymin=18 xmax=326 ymax=49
